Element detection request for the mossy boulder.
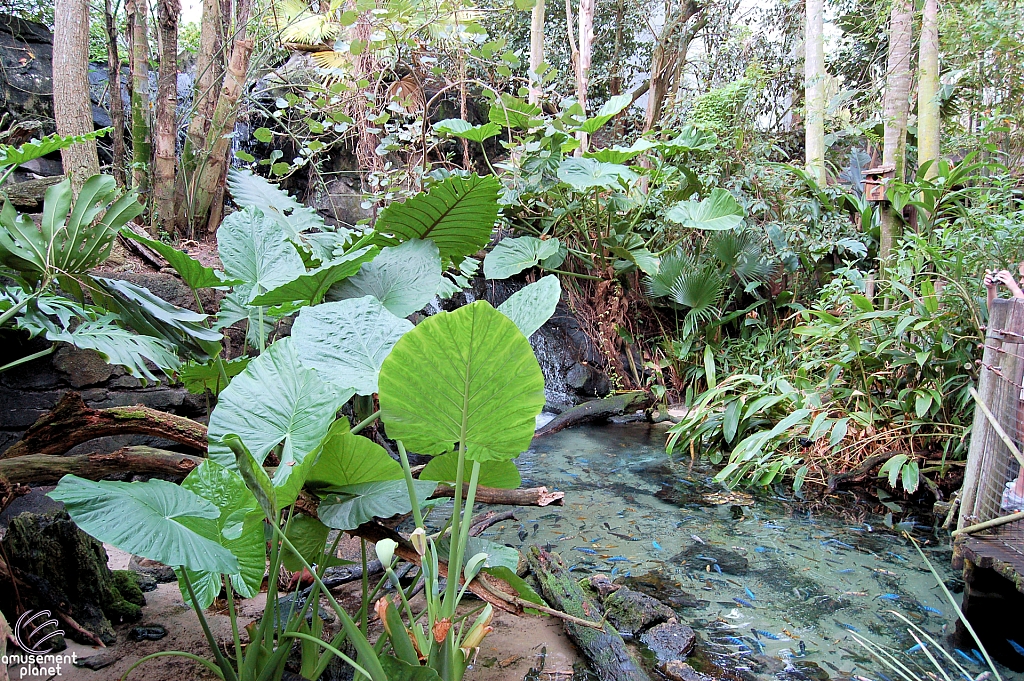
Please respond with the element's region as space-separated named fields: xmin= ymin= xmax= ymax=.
xmin=0 ymin=511 xmax=145 ymax=645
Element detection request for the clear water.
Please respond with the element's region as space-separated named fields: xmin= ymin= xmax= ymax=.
xmin=473 ymin=422 xmax=1016 ymax=681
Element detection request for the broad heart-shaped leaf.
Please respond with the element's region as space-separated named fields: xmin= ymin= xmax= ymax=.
xmin=379 ymin=656 xmax=443 ymax=681
xmin=327 ymin=239 xmax=441 ymax=318
xmin=556 ymin=157 xmax=637 ymax=191
xmin=576 ymin=93 xmax=632 ymax=134
xmin=665 ymin=188 xmax=745 ymax=231
xmin=281 ymin=513 xmax=352 ymax=572
xmin=208 ymin=338 xmax=350 ymax=503
xmin=373 ymin=174 xmax=501 ymax=262
xmin=307 ymin=419 xmax=403 ymax=490
xmin=497 ymin=275 xmax=561 ymax=338
xmin=292 ymin=297 xmax=413 ymax=395
xmin=433 ymin=118 xmax=502 ymax=143
xmin=226 ymin=168 xmax=325 ymax=238
xmin=659 ymin=125 xmax=718 ymax=154
xmin=248 ymin=246 xmax=379 ymax=307
xmin=483 ymin=236 xmax=560 ymax=279
xmin=177 ymin=460 xmax=265 ymax=608
xmin=120 ymin=228 xmax=242 ymax=290
xmin=48 ymin=475 xmax=238 ymax=574
xmin=435 ymin=535 xmax=520 ymax=571
xmin=420 ymin=453 xmax=521 ymax=489
xmin=488 ymin=93 xmax=542 ymax=130
xmin=218 ymin=206 xmax=306 ymax=297
xmin=317 ymin=479 xmax=438 ymax=531
xmin=378 ymin=301 xmax=545 ymax=462
xmin=584 ymin=138 xmax=659 ymax=164
xmin=179 ymin=357 xmax=251 ymax=396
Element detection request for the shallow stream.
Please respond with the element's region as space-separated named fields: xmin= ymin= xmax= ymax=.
xmin=471 ymin=422 xmax=1016 ymax=681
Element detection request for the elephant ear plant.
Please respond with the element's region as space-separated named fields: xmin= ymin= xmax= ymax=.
xmin=49 ymin=298 xmax=553 ymax=680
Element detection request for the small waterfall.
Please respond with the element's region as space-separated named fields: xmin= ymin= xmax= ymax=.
xmin=529 ymin=328 xmax=577 ymax=412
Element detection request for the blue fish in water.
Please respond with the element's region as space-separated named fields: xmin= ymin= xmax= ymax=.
xmin=1009 ymin=640 xmax=1024 ymax=657
xmin=763 ymin=522 xmax=785 ymax=529
xmin=837 ymin=569 xmax=854 ymax=574
xmin=971 ymin=649 xmax=986 ymax=665
xmin=653 ymin=541 xmax=663 ymax=551
xmin=743 ymin=636 xmax=765 ymax=654
xmin=905 ymin=643 xmax=923 ymax=654
xmin=837 ymin=622 xmax=860 ymax=633
xmin=954 ymin=649 xmax=978 ymax=666
xmin=696 ymin=555 xmax=718 ymax=562
xmin=733 ymin=597 xmax=755 ymax=608
xmin=752 ymin=629 xmax=781 ymax=640
xmin=713 ymin=564 xmax=723 ymax=574
xmin=755 ymin=547 xmax=768 ymax=553
xmin=887 ymin=551 xmax=909 ymax=562
xmin=744 ymin=587 xmax=756 ymax=601
xmin=610 ymin=566 xmax=619 ymax=577
xmin=574 ymin=547 xmax=597 ymax=555
xmin=918 ymin=605 xmax=942 ymax=615
xmin=606 ymin=556 xmax=629 ymax=563
xmin=877 ymin=593 xmax=900 ymax=601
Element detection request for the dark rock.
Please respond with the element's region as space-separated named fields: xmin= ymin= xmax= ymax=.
xmin=0 ymin=15 xmax=55 ymax=129
xmin=640 ymin=619 xmax=696 ymax=664
xmin=108 ymin=271 xmax=221 ymax=313
xmin=3 ymin=176 xmax=63 ymax=209
xmin=1 ymin=511 xmax=144 ymax=645
xmin=19 ymin=156 xmax=64 ymax=177
xmin=307 ymin=175 xmax=372 ymax=228
xmin=662 ymin=661 xmax=715 ymax=681
xmin=134 ymin=571 xmax=158 ymax=592
xmin=603 ymin=586 xmax=675 ymax=638
xmin=128 ymin=556 xmax=177 ymax=583
xmin=671 ymin=545 xmax=749 ymax=575
xmin=53 ymin=346 xmax=115 ymax=388
xmin=0 ymin=486 xmax=63 ymax=531
xmin=0 ymin=389 xmax=61 ymax=428
xmin=619 ymin=571 xmax=708 ymax=610
xmin=128 ymin=624 xmax=167 ymax=641
xmin=74 ymin=649 xmax=124 ymax=670
xmin=586 ymin=574 xmax=622 ymax=598
xmin=566 ymin=362 xmax=610 ymax=398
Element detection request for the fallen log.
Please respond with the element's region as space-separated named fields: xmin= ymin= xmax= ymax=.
xmin=0 ymin=447 xmax=204 ymax=485
xmin=526 ymin=546 xmax=651 ymax=681
xmin=2 ymin=392 xmax=208 ymax=459
xmin=827 ymin=451 xmax=903 ymax=491
xmin=431 ymin=483 xmax=563 ymax=506
xmin=535 ymin=391 xmax=650 ymax=437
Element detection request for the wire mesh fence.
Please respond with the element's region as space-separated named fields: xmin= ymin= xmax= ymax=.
xmin=958 ymin=298 xmax=1024 ymax=548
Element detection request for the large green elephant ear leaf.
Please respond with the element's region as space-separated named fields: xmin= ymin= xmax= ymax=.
xmin=227 ymin=168 xmax=325 ymax=237
xmin=497 ymin=274 xmax=561 ymax=338
xmin=372 ymin=174 xmax=500 ymax=261
xmin=378 ymin=301 xmax=545 ymax=462
xmin=47 ymin=475 xmax=238 ymax=574
xmin=327 ymin=239 xmax=441 ymax=318
xmin=292 ymin=296 xmax=413 ymax=395
xmin=420 ymin=452 xmax=521 ymax=489
xmin=306 ymin=420 xmax=404 ymax=490
xmin=483 ymin=236 xmax=560 ymax=279
xmin=665 ymin=188 xmax=745 ymax=231
xmin=177 ymin=460 xmax=265 ymax=608
xmin=217 ymin=206 xmax=307 ymax=298
xmin=248 ymin=245 xmax=379 ymax=307
xmin=317 ymin=480 xmax=438 ymax=531
xmin=208 ymin=337 xmax=350 ymax=503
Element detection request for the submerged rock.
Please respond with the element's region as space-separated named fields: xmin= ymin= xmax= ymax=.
xmin=671 ymin=545 xmax=749 ymax=576
xmin=602 ymin=586 xmax=675 ymax=638
xmin=619 ymin=571 xmax=708 ymax=610
xmin=661 ymin=660 xmax=715 ymax=681
xmin=640 ymin=620 xmax=696 ymax=665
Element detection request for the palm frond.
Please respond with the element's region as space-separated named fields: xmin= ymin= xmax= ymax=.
xmin=709 ymin=230 xmax=777 ymax=285
xmin=644 ymin=248 xmax=697 ymax=299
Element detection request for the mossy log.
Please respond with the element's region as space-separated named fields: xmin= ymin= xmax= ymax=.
xmin=0 ymin=447 xmax=203 ymax=485
xmin=2 ymin=392 xmax=208 ymax=459
xmin=526 ymin=546 xmax=652 ymax=681
xmin=535 ymin=391 xmax=651 ymax=437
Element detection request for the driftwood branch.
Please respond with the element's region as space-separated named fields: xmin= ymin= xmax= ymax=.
xmin=535 ymin=391 xmax=650 ymax=437
xmin=2 ymin=392 xmax=208 ymax=459
xmin=431 ymin=484 xmax=564 ymax=506
xmin=827 ymin=451 xmax=904 ymax=491
xmin=0 ymin=447 xmax=204 ymax=485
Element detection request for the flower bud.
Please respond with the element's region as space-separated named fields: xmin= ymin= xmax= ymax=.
xmin=374 ymin=538 xmax=397 ymax=567
xmin=374 ymin=597 xmax=391 ymax=635
xmin=410 ymin=527 xmax=427 ymax=556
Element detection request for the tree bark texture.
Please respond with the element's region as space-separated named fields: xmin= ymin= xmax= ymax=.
xmin=642 ymin=0 xmax=704 ymax=132
xmin=535 ymin=391 xmax=650 ymax=436
xmin=528 ymin=0 xmax=545 ymax=104
xmin=575 ymin=0 xmax=595 ymax=152
xmin=917 ymin=0 xmax=940 ymax=180
xmin=2 ymin=392 xmax=207 ymax=459
xmin=103 ymin=0 xmax=126 ymax=187
xmin=804 ymin=0 xmax=826 ymax=185
xmin=430 ymin=484 xmax=564 ymax=506
xmin=127 ymin=0 xmax=152 ymax=203
xmin=153 ymin=0 xmax=181 ymax=236
xmin=879 ymin=0 xmax=913 ymax=268
xmin=0 ymin=447 xmax=203 ymax=485
xmin=527 ymin=547 xmax=651 ymax=681
xmin=53 ymin=0 xmax=100 ymax=191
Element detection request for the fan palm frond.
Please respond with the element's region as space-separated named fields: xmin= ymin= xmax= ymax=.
xmin=644 ymin=248 xmax=697 ymax=300
xmin=709 ymin=230 xmax=777 ymax=285
xmin=272 ymin=0 xmax=343 ymax=45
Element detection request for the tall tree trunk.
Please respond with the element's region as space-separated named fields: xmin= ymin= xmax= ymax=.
xmin=528 ymin=0 xmax=545 ymax=105
xmin=609 ymin=0 xmax=624 ymax=135
xmin=127 ymin=0 xmax=152 ymax=203
xmin=53 ymin=0 xmax=100 ymax=192
xmin=804 ymin=0 xmax=826 ymax=186
xmin=153 ymin=0 xmax=180 ymax=236
xmin=642 ymin=0 xmax=702 ymax=132
xmin=575 ymin=0 xmax=595 ymax=152
xmin=878 ymin=0 xmax=913 ymax=270
xmin=192 ymin=38 xmax=254 ymax=232
xmin=917 ymin=0 xmax=940 ymax=180
xmin=103 ymin=0 xmax=126 ymax=187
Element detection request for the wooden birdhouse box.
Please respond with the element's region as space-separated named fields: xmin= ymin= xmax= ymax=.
xmin=863 ymin=164 xmax=895 ymax=202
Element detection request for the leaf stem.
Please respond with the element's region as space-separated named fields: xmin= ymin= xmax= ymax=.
xmin=350 ymin=409 xmax=381 ymax=435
